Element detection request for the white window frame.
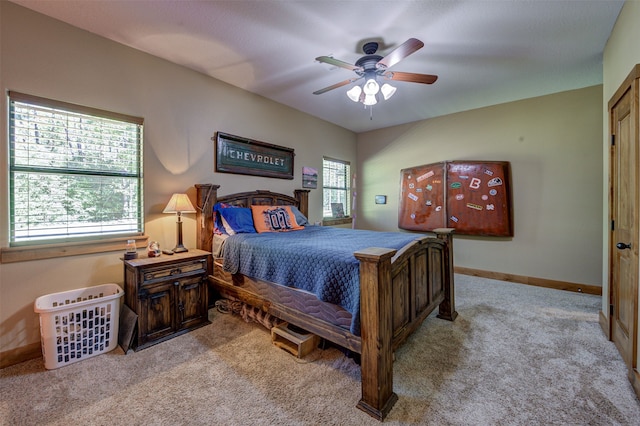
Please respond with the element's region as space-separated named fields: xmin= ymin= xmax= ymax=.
xmin=3 ymin=92 xmax=145 ymax=262
xmin=322 ymin=157 xmax=351 ymax=221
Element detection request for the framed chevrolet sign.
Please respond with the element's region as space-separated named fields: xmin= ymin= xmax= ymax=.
xmin=214 ymin=132 xmax=294 ymax=179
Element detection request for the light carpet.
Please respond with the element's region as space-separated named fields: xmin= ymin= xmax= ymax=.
xmin=1 ymin=274 xmax=639 ymax=425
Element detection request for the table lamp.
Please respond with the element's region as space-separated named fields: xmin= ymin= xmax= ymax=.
xmin=163 ymin=193 xmax=196 ymax=253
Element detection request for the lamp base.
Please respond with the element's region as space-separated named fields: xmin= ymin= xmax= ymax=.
xmin=172 ymin=245 xmax=188 ymax=253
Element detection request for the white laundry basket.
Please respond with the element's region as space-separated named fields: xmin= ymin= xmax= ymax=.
xmin=34 ymin=283 xmax=124 ymax=369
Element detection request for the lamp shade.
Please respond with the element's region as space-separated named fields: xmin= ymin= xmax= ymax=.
xmin=363 ymin=94 xmax=377 ymax=106
xmin=163 ymin=193 xmax=196 ymax=214
xmin=363 ymin=78 xmax=380 ymax=95
xmin=346 ymin=85 xmax=362 ymax=102
xmin=381 ymin=83 xmax=397 ymax=100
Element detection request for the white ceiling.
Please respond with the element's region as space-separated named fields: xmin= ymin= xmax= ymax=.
xmin=10 ymin=0 xmax=624 ymax=133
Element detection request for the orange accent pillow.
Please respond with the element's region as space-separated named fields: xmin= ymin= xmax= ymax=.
xmin=251 ymin=205 xmax=304 ymax=233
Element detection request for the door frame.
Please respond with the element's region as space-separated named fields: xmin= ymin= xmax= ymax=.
xmin=607 ymin=64 xmax=640 ymax=396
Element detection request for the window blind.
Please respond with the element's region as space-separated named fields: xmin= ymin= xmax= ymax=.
xmin=322 ymin=157 xmax=351 ymax=218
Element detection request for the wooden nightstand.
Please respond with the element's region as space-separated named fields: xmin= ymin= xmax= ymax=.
xmin=123 ymin=249 xmax=211 ymax=351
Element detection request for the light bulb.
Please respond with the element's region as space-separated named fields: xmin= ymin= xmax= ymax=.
xmin=346 ymin=85 xmax=362 ymax=102
xmin=363 ymin=78 xmax=380 ymax=96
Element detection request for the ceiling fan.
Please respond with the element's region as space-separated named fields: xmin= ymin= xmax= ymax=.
xmin=313 ymin=38 xmax=438 ymax=106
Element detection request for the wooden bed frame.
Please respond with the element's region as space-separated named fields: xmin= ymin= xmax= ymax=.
xmin=195 ymin=184 xmax=457 ymax=421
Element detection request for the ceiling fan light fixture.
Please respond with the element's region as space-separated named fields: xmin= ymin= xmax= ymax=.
xmin=346 ymin=85 xmax=362 ymax=102
xmin=313 ymin=38 xmax=438 ymax=113
xmin=363 ymin=78 xmax=380 ymax=95
xmin=381 ymin=83 xmax=397 ymax=100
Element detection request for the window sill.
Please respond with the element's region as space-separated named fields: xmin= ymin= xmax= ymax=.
xmin=0 ymin=235 xmax=149 ymax=263
xmin=322 ymin=217 xmax=353 ymax=227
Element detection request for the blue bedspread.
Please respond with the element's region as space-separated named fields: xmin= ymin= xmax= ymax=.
xmin=221 ymin=226 xmax=420 ymax=335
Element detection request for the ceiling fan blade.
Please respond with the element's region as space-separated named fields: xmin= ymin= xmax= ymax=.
xmin=376 ymin=38 xmax=424 ymax=70
xmin=383 ymin=71 xmax=438 ymax=84
xmin=315 ymin=56 xmax=362 ymax=72
xmin=313 ymin=77 xmax=362 ymax=95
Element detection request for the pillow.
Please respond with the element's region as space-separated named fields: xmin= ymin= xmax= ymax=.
xmin=251 ymin=205 xmax=304 ymax=233
xmin=213 ymin=202 xmax=235 ymax=235
xmin=289 ymin=205 xmax=309 ymax=226
xmin=219 ymin=207 xmax=256 ymax=235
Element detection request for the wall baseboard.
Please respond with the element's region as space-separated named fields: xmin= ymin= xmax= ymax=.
xmin=455 ymin=266 xmax=602 ymax=296
xmin=1 ymin=342 xmax=41 ymax=369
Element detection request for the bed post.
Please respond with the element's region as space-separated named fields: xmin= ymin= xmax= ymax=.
xmin=294 ymin=189 xmax=310 ymax=218
xmin=195 ymin=184 xmax=220 ymax=253
xmin=434 ymin=228 xmax=458 ymax=321
xmin=354 ymin=247 xmax=398 ymax=421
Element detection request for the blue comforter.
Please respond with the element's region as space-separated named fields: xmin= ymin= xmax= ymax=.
xmin=221 ymin=226 xmax=420 ymax=335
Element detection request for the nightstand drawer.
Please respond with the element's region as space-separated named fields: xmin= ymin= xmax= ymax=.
xmin=142 ymin=259 xmax=207 ymax=284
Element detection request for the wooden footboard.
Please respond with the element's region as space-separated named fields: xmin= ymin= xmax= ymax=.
xmin=355 ymin=229 xmax=456 ymax=420
xmin=194 ymin=183 xmax=456 ymax=421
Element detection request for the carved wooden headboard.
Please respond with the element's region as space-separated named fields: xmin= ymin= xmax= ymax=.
xmin=194 ymin=184 xmax=310 ymax=253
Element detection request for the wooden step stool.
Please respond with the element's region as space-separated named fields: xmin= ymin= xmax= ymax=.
xmin=271 ymin=323 xmax=319 ymax=358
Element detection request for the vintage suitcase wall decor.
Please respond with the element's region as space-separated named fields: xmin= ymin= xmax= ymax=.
xmin=399 ymin=161 xmax=513 ymax=236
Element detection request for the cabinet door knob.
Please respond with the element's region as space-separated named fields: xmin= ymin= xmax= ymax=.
xmin=174 ymin=281 xmax=180 ymax=287
xmin=616 ymin=242 xmax=632 ymax=250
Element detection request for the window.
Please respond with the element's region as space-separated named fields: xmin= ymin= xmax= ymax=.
xmin=323 ymin=157 xmax=351 ymax=218
xmin=8 ymin=92 xmax=143 ymax=246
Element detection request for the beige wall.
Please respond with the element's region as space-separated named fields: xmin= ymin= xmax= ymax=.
xmin=0 ymin=3 xmax=356 ymax=357
xmin=602 ymin=0 xmax=640 ymax=369
xmin=357 ymin=85 xmax=604 ymax=287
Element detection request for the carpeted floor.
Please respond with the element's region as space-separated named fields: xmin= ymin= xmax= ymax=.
xmin=2 ymin=274 xmax=639 ymax=425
